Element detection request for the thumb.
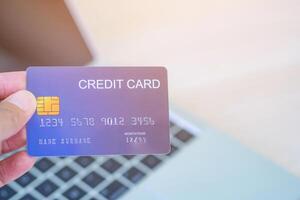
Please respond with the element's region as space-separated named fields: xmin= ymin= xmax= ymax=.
xmin=0 ymin=90 xmax=36 ymax=142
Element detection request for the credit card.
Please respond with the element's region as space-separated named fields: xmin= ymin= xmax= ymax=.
xmin=26 ymin=67 xmax=170 ymax=156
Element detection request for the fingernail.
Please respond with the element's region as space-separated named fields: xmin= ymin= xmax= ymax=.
xmin=5 ymin=90 xmax=36 ymax=115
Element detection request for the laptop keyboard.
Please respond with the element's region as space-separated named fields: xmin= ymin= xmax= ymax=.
xmin=0 ymin=121 xmax=195 ymax=200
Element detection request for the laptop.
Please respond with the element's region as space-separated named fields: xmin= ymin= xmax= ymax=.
xmin=1 ymin=108 xmax=300 ymax=200
xmin=1 ymin=1 xmax=300 ymax=200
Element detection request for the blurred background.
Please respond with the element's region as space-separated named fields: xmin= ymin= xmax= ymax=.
xmin=0 ymin=0 xmax=300 ymax=199
xmin=66 ymin=1 xmax=300 ymax=177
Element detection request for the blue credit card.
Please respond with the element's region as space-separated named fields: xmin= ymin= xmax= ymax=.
xmin=26 ymin=66 xmax=170 ymax=156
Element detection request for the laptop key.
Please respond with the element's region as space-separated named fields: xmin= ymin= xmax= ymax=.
xmin=122 ymin=155 xmax=135 ymax=160
xmin=20 ymin=194 xmax=37 ymax=200
xmin=55 ymin=166 xmax=77 ymax=182
xmin=101 ymin=158 xmax=122 ymax=174
xmin=35 ymin=180 xmax=58 ymax=197
xmin=15 ymin=172 xmax=36 ymax=187
xmin=175 ymin=130 xmax=194 ymax=143
xmin=74 ymin=156 xmax=95 ymax=168
xmin=82 ymin=172 xmax=105 ymax=188
xmin=123 ymin=167 xmax=145 ymax=184
xmin=100 ymin=180 xmax=128 ymax=200
xmin=35 ymin=158 xmax=55 ymax=172
xmin=0 ymin=185 xmax=16 ymax=199
xmin=166 ymin=144 xmax=178 ymax=156
xmin=63 ymin=185 xmax=86 ymax=200
xmin=141 ymin=155 xmax=162 ymax=169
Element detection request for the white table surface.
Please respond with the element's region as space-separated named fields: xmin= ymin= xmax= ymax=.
xmin=67 ymin=0 xmax=300 ymax=176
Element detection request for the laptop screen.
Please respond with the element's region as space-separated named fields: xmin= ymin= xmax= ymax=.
xmin=0 ymin=0 xmax=93 ymax=72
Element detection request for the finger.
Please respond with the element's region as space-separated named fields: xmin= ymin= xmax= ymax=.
xmin=0 ymin=151 xmax=35 ymax=187
xmin=0 ymin=90 xmax=36 ymax=142
xmin=0 ymin=71 xmax=26 ymax=100
xmin=1 ymin=127 xmax=26 ymax=154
